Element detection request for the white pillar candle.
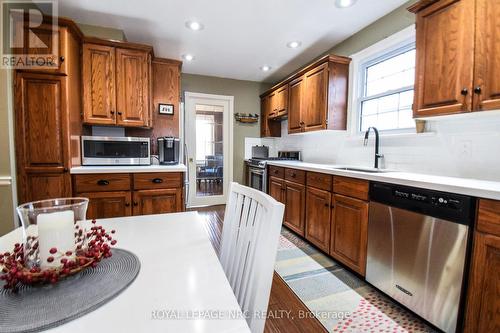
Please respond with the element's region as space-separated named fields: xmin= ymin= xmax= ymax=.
xmin=37 ymin=210 xmax=76 ymax=269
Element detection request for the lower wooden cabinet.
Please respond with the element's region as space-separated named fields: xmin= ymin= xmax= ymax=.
xmin=133 ymin=188 xmax=183 ymax=215
xmin=464 ymin=232 xmax=500 ymax=333
xmin=83 ymin=191 xmax=132 ymax=220
xmin=330 ymin=194 xmax=368 ymax=276
xmin=283 ymin=180 xmax=306 ymax=236
xmin=305 ymin=186 xmax=332 ymax=253
xmin=74 ymin=172 xmax=184 ymax=219
xmin=268 ymin=176 xmax=285 ymax=203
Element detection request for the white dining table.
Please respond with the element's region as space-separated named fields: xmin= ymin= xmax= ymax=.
xmin=0 ymin=212 xmax=251 ymax=333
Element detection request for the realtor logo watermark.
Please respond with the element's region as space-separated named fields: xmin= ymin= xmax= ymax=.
xmin=1 ymin=0 xmax=58 ymax=69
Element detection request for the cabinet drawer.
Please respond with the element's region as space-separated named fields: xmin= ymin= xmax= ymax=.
xmin=133 ymin=172 xmax=183 ymax=190
xmin=332 ymin=176 xmax=369 ymax=201
xmin=285 ymin=168 xmax=306 ymax=184
xmin=268 ymin=166 xmax=285 ymax=179
xmin=307 ymin=172 xmax=332 ymax=191
xmin=477 ymin=199 xmax=500 ymax=237
xmin=74 ymin=174 xmax=131 ymax=193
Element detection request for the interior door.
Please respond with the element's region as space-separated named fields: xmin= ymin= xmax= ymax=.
xmin=473 ymin=0 xmax=500 ymax=111
xmin=185 ymin=92 xmax=233 ymax=207
xmin=413 ymin=0 xmax=475 ymax=117
xmin=116 ymin=48 xmax=150 ymax=127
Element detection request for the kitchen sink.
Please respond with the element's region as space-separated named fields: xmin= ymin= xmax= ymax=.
xmin=329 ymin=166 xmax=393 ymax=173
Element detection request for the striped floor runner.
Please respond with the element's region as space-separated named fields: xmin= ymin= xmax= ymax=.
xmin=275 ymin=228 xmax=438 ymax=333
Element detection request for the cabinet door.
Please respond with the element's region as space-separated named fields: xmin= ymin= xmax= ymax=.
xmin=288 ymin=76 xmax=305 ymax=134
xmin=464 ymin=232 xmax=500 ymax=333
xmin=260 ymin=95 xmax=281 ymax=138
xmin=304 ymin=62 xmax=328 ymax=131
xmin=413 ymin=0 xmax=475 ymax=117
xmin=276 ymin=85 xmax=288 ymax=116
xmin=116 ymin=48 xmax=150 ymax=127
xmin=284 ymin=181 xmax=306 ymax=236
xmin=82 ymin=43 xmax=116 ymax=125
xmin=15 ymin=72 xmax=71 ymax=203
xmin=305 ymin=187 xmax=332 ymax=253
xmin=82 ymin=191 xmax=132 ymax=220
xmin=268 ymin=176 xmax=285 ymax=203
xmin=330 ymin=194 xmax=368 ymax=276
xmin=268 ymin=91 xmax=278 ymax=118
xmin=473 ymin=0 xmax=500 ymax=111
xmin=133 ymin=188 xmax=182 ymax=216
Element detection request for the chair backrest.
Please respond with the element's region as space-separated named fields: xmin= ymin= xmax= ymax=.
xmin=219 ymin=182 xmax=285 ymax=333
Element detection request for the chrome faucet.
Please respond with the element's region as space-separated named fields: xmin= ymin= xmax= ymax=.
xmin=364 ymin=127 xmax=384 ymax=169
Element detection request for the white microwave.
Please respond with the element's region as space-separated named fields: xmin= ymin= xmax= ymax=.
xmin=81 ymin=136 xmax=150 ymax=166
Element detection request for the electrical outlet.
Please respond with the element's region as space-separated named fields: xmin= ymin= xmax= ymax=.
xmin=459 ymin=140 xmax=472 ymax=157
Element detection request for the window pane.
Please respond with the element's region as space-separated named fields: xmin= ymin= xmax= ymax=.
xmin=365 ymin=48 xmax=415 ymax=97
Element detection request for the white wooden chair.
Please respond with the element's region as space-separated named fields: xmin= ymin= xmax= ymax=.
xmin=219 ymin=182 xmax=285 ymax=333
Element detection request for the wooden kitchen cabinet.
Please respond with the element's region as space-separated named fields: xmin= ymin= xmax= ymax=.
xmin=82 ymin=191 xmax=132 ymax=220
xmin=82 ymin=43 xmax=116 ymax=125
xmin=268 ymin=176 xmax=285 ymax=204
xmin=330 ymin=194 xmax=368 ymax=276
xmin=82 ymin=40 xmax=152 ymax=127
xmin=473 ymin=0 xmax=500 ymax=111
xmin=133 ymin=188 xmax=183 ymax=215
xmin=464 ymin=199 xmax=500 ymax=333
xmin=305 ymin=186 xmax=332 ymax=253
xmin=275 ymin=85 xmax=288 ymax=117
xmin=14 ymin=72 xmax=72 ymax=203
xmin=116 ymin=48 xmax=151 ymax=127
xmin=288 ymin=75 xmax=305 ymax=133
xmin=284 ymin=180 xmax=306 ymax=236
xmin=410 ymin=0 xmax=500 ymax=117
xmin=260 ymin=95 xmax=281 ymax=137
xmin=303 ymin=62 xmax=329 ymax=132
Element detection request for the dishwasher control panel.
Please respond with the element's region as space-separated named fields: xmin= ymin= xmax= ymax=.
xmin=370 ymin=182 xmax=476 ymax=225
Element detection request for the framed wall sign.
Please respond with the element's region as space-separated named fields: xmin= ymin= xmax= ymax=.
xmin=159 ymin=103 xmax=174 ymax=115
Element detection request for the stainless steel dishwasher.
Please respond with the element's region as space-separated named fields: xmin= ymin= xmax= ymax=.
xmin=366 ymin=182 xmax=475 ymax=333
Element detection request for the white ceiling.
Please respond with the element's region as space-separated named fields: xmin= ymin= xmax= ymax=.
xmin=57 ymin=0 xmax=408 ymax=83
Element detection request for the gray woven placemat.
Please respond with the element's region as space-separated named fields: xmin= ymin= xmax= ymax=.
xmin=0 ymin=248 xmax=140 ymax=333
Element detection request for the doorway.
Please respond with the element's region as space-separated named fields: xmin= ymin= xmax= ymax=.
xmin=184 ymin=92 xmax=233 ymax=208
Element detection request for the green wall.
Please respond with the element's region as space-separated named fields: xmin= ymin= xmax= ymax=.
xmin=181 ymin=73 xmax=271 ymax=184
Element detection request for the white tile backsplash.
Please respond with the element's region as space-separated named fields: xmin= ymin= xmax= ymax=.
xmin=245 ymin=110 xmax=500 ymax=182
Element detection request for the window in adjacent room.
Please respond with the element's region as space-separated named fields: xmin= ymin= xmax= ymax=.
xmin=358 ymin=42 xmax=416 ymax=133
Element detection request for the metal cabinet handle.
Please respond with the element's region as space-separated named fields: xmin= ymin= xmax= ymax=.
xmin=97 ymin=179 xmax=109 ymax=186
xmin=461 ymin=88 xmax=469 ymax=96
xmin=474 ymin=86 xmax=482 ymax=94
xmin=152 ymin=178 xmax=163 ymax=184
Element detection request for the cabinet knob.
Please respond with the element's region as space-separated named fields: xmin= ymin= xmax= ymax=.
xmin=97 ymin=179 xmax=109 ymax=186
xmin=117 ymin=111 xmax=123 ymax=116
xmin=125 ymin=202 xmax=130 ymax=207
xmin=133 ymin=201 xmax=138 ymax=206
xmin=474 ymin=86 xmax=482 ymax=94
xmin=152 ymin=178 xmax=163 ymax=184
xmin=63 ymin=168 xmax=69 ymax=173
xmin=324 ymin=203 xmax=330 ymax=207
xmin=460 ymin=88 xmax=469 ymax=96
xmin=110 ymin=110 xmax=115 ymax=115
xmin=291 ymin=173 xmax=296 ymax=178
xmin=59 ymin=56 xmax=65 ymax=63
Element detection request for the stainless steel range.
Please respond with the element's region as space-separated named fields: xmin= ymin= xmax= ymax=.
xmin=247 ymin=151 xmax=301 ymax=192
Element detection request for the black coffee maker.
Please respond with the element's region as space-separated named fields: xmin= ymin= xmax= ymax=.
xmin=158 ymin=137 xmax=180 ymax=165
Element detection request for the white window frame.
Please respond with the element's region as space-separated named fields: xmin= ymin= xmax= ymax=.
xmin=348 ymin=25 xmax=416 ymax=136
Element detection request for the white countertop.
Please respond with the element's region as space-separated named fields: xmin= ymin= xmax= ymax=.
xmin=70 ymin=164 xmax=187 ymax=174
xmin=266 ymin=160 xmax=500 ymax=201
xmin=0 ymin=212 xmax=250 ymax=333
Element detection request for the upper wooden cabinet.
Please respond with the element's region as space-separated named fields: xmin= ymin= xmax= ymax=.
xmin=82 ymin=44 xmax=116 ymax=125
xmin=260 ymin=94 xmax=281 ymax=137
xmin=410 ymin=0 xmax=500 ymax=117
xmin=82 ymin=40 xmax=152 ymax=127
xmin=260 ymin=54 xmax=350 ymax=136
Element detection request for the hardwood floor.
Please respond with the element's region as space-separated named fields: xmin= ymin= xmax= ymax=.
xmin=192 ymin=205 xmax=328 ymax=333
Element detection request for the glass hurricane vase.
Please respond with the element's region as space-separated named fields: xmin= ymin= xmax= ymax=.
xmin=16 ymin=198 xmax=89 ymax=269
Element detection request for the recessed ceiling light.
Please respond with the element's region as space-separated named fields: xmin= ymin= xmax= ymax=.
xmin=335 ymin=0 xmax=357 ymax=8
xmin=260 ymin=65 xmax=271 ymax=72
xmin=182 ymin=54 xmax=195 ymax=61
xmin=287 ymin=41 xmax=302 ymax=49
xmin=185 ymin=21 xmax=204 ymax=31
